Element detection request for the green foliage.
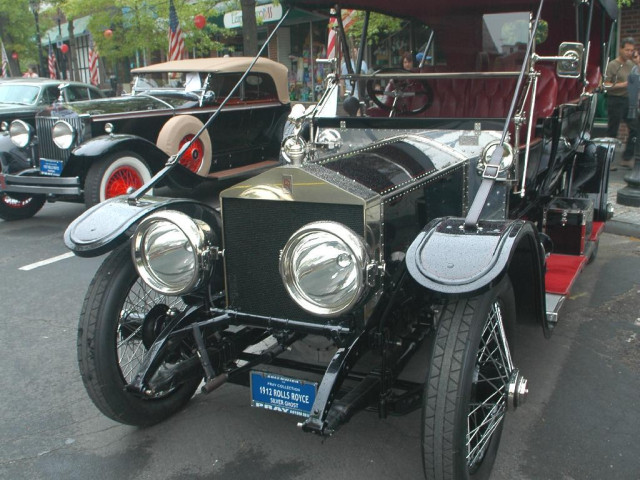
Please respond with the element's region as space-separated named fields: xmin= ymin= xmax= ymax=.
xmin=56 ymin=0 xmax=232 ymax=62
xmin=349 ymin=12 xmax=403 ymax=45
xmin=618 ymin=0 xmax=634 ymax=6
xmin=0 ymin=0 xmax=48 ymax=71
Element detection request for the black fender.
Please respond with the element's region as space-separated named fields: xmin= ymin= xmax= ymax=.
xmin=69 ymin=134 xmax=168 ymax=173
xmin=406 ymin=216 xmax=546 ymax=325
xmin=0 ymin=133 xmax=31 ymax=173
xmin=68 ymin=133 xmax=206 ymax=191
xmin=64 ymin=194 xmax=221 ymax=258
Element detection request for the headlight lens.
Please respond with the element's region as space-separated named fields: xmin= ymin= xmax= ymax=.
xmin=279 ymin=221 xmax=369 ymax=317
xmin=132 ymin=210 xmax=217 ymax=295
xmin=52 ymin=120 xmax=76 ymax=149
xmin=9 ymin=120 xmax=33 ymax=148
xmin=477 ymin=140 xmax=514 ymax=175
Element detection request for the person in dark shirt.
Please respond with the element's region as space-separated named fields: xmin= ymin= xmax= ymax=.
xmin=604 ymin=37 xmax=637 ymax=168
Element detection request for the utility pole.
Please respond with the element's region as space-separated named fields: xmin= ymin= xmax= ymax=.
xmin=29 ymin=0 xmax=46 ymax=76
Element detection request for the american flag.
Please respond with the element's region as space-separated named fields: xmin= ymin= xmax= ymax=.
xmin=168 ymin=0 xmax=185 ymax=61
xmin=327 ymin=9 xmax=357 ymax=59
xmin=1 ymin=40 xmax=9 ymax=78
xmin=88 ymin=37 xmax=100 ymax=86
xmin=48 ymin=43 xmax=57 ymax=79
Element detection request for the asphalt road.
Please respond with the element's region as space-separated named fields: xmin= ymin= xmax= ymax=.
xmin=1 ymin=200 xmax=639 ymax=480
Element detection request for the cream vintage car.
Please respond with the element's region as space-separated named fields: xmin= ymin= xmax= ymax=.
xmin=0 ymin=57 xmax=289 ymax=220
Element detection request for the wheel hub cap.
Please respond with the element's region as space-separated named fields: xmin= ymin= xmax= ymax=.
xmin=507 ymin=369 xmax=528 ymax=410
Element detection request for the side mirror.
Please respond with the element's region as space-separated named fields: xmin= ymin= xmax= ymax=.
xmin=556 ymin=42 xmax=584 ymax=78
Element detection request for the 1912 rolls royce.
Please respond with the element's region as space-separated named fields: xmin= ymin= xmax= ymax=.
xmin=0 ymin=57 xmax=289 ymax=220
xmin=64 ymin=0 xmax=617 ymax=479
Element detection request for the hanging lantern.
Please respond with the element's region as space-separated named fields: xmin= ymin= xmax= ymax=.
xmin=194 ymin=14 xmax=206 ymax=29
xmin=11 ymin=52 xmax=18 ymax=60
xmin=104 ymin=29 xmax=113 ymax=39
xmin=60 ymin=44 xmax=69 ymax=54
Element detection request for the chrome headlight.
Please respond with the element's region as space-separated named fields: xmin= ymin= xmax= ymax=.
xmin=52 ymin=120 xmax=76 ymax=149
xmin=477 ymin=140 xmax=514 ymax=175
xmin=132 ymin=210 xmax=218 ymax=295
xmin=279 ymin=221 xmax=369 ymax=317
xmin=9 ymin=120 xmax=33 ymax=148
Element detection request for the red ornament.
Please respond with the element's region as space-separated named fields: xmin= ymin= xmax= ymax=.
xmin=194 ymin=14 xmax=206 ymax=29
xmin=11 ymin=52 xmax=18 ymax=60
xmin=104 ymin=29 xmax=113 ymax=39
xmin=60 ymin=44 xmax=69 ymax=54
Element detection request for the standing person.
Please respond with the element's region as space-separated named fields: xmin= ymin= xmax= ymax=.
xmin=604 ymin=37 xmax=637 ymax=168
xmin=625 ymin=49 xmax=640 ymax=169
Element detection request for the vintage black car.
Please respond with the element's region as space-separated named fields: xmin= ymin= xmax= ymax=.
xmin=0 ymin=57 xmax=289 ymax=220
xmin=0 ymin=77 xmax=105 ymax=128
xmin=64 ymin=1 xmax=617 ymax=479
xmin=0 ymin=78 xmax=105 ymax=221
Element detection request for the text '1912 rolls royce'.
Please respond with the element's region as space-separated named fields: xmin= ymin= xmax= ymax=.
xmin=64 ymin=0 xmax=617 ymax=479
xmin=0 ymin=57 xmax=289 ymax=220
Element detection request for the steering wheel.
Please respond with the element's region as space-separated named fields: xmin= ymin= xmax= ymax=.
xmin=366 ymin=68 xmax=434 ymax=115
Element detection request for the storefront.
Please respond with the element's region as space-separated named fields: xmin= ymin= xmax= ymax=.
xmin=217 ymin=1 xmax=330 ymax=102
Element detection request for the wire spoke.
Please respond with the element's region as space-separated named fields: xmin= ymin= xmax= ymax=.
xmin=466 ymin=299 xmax=513 ymax=470
xmin=115 ymin=277 xmax=186 ymax=386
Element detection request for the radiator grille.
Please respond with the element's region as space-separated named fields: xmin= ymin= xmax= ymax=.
xmin=36 ymin=113 xmax=86 ymax=162
xmin=222 ymin=197 xmax=363 ymax=322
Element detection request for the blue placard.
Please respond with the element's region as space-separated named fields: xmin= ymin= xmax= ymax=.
xmin=250 ymin=371 xmax=317 ymax=418
xmin=39 ymin=159 xmax=63 ymax=177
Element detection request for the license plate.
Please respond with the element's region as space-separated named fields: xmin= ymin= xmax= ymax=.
xmin=250 ymin=371 xmax=317 ymax=418
xmin=39 ymin=158 xmax=63 ymax=176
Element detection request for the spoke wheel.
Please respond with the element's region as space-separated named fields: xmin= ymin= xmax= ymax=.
xmin=422 ymin=276 xmax=517 ymax=480
xmin=156 ymin=115 xmax=212 ymax=176
xmin=0 ymin=192 xmax=46 ymax=220
xmin=84 ymin=151 xmax=153 ymax=209
xmin=178 ymin=134 xmax=205 ymax=173
xmin=77 ymin=243 xmax=201 ymax=426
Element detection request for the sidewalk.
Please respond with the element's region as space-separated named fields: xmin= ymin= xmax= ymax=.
xmin=606 ymin=149 xmax=640 ymax=238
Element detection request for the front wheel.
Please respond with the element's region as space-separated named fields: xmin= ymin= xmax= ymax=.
xmin=0 ymin=192 xmax=46 ymax=220
xmin=84 ymin=151 xmax=152 ymax=209
xmin=77 ymin=243 xmax=201 ymax=426
xmin=422 ymin=276 xmax=521 ymax=480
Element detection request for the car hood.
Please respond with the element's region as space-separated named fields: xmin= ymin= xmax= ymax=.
xmin=0 ymin=103 xmax=37 ymax=114
xmin=50 ymin=93 xmax=198 ymax=116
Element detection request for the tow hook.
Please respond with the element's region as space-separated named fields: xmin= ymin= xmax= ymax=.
xmin=507 ymin=369 xmax=528 ymax=411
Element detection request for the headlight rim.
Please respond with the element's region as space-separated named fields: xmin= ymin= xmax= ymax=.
xmin=478 ymin=140 xmax=514 ymax=175
xmin=52 ymin=120 xmax=76 ymax=150
xmin=9 ymin=119 xmax=33 ymax=148
xmin=279 ymin=221 xmax=370 ymax=317
xmin=132 ymin=210 xmax=215 ymax=296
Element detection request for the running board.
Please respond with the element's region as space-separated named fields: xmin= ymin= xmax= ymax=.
xmin=207 ymin=160 xmax=279 ymax=180
xmin=544 ymin=221 xmax=605 ymax=327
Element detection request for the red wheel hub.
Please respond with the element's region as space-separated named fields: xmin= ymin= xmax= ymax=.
xmin=178 ymin=135 xmax=204 ymax=173
xmin=105 ymin=166 xmax=144 ymax=199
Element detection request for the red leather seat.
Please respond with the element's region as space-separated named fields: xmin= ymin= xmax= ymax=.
xmin=556 ymin=64 xmax=600 ymax=105
xmin=366 ymin=67 xmax=559 ymax=141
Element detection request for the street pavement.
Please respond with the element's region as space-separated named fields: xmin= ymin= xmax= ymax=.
xmin=606 ymin=150 xmax=640 ymax=237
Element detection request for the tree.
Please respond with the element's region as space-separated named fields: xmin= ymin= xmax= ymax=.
xmin=0 ymin=0 xmax=50 ymax=75
xmin=58 ymin=0 xmax=228 ymax=64
xmin=240 ymin=0 xmax=258 ymax=56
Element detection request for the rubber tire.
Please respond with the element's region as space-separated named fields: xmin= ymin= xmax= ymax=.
xmin=84 ymin=151 xmax=152 ymax=209
xmin=0 ymin=192 xmax=46 ymax=220
xmin=422 ymin=276 xmax=516 ymax=480
xmin=77 ymin=243 xmax=201 ymax=426
xmin=156 ymin=115 xmax=212 ymax=176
